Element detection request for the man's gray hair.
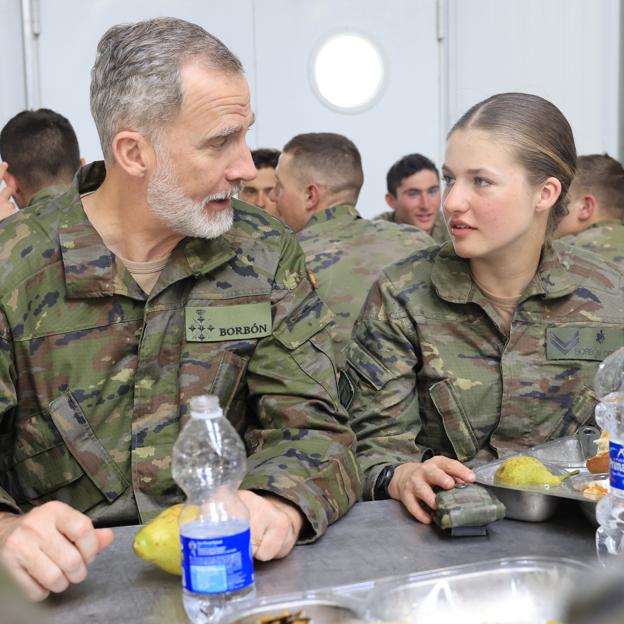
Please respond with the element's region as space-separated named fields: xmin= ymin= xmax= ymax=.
xmin=90 ymin=17 xmax=243 ymax=162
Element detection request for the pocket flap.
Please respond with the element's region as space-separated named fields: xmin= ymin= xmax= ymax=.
xmin=48 ymin=392 xmax=128 ymax=502
xmin=272 ymin=292 xmax=333 ymax=350
xmin=429 ymin=379 xmax=479 ymax=462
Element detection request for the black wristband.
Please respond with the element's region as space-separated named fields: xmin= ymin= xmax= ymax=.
xmin=373 ymin=464 xmax=395 ymax=500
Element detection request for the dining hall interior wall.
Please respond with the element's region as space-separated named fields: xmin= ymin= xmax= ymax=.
xmin=0 ymin=0 xmax=620 ymax=220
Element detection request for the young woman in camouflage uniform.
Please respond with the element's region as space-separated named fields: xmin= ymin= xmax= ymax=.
xmin=344 ymin=93 xmax=624 ymax=524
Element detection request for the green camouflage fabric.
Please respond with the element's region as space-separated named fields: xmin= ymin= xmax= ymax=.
xmin=433 ymin=484 xmax=505 ymax=530
xmin=0 ymin=161 xmax=360 ymax=542
xmin=25 ymin=185 xmax=69 ymax=211
xmin=374 ymin=209 xmax=450 ymax=243
xmin=344 ymin=241 xmax=624 ymax=499
xmin=297 ymin=204 xmax=433 ymax=368
xmin=560 ymin=219 xmax=624 ymax=267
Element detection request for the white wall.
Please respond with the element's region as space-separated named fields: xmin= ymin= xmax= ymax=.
xmin=0 ymin=0 xmax=621 ymax=214
xmin=446 ymin=0 xmax=621 ymax=158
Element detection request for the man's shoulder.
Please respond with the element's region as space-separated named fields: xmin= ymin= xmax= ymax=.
xmin=0 ymin=190 xmax=72 ymax=292
xmin=366 ymin=217 xmax=434 ymax=245
xmin=372 ymin=210 xmax=394 ymax=222
xmin=229 ymin=198 xmax=291 ymax=246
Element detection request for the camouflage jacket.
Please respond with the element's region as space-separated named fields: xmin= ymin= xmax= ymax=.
xmin=343 ymin=241 xmax=624 ymax=499
xmin=0 ymin=162 xmax=360 ymax=541
xmin=374 ymin=209 xmax=450 ymax=243
xmin=25 ymin=185 xmax=69 ymax=211
xmin=297 ymin=204 xmax=433 ymax=368
xmin=560 ymin=219 xmax=624 ymax=267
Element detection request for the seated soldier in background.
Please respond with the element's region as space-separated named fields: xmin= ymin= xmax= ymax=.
xmin=555 ymin=153 xmax=624 ymax=266
xmin=239 ymin=148 xmax=280 ymax=217
xmin=0 ymin=17 xmax=359 ymax=601
xmin=274 ymin=132 xmax=433 ymax=367
xmin=376 ymin=153 xmax=449 ymax=243
xmin=0 ymin=108 xmax=84 ymax=218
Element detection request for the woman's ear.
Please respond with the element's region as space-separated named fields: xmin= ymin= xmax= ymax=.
xmin=535 ymin=177 xmax=562 ymax=213
xmin=110 ymin=131 xmax=154 ymax=178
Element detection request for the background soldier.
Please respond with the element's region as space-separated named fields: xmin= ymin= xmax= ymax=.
xmin=274 ymin=132 xmax=434 ymax=367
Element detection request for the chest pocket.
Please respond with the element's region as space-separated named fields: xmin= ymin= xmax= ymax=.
xmin=546 ymin=384 xmax=598 ymax=441
xmin=12 ymin=391 xmax=128 ymax=512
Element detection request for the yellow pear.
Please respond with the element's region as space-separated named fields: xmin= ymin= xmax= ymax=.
xmin=133 ymin=503 xmax=184 ymax=576
xmin=494 ymin=455 xmax=575 ymax=488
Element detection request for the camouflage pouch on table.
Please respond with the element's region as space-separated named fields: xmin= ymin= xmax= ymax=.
xmin=432 ymin=484 xmax=506 ymax=535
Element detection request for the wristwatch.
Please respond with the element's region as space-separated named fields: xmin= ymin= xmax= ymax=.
xmin=373 ymin=464 xmax=396 ymax=500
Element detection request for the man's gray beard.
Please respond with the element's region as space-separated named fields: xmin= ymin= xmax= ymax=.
xmin=147 ymin=149 xmax=240 ymax=239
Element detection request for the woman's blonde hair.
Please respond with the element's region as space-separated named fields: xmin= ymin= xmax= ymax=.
xmin=449 ymin=93 xmax=577 ymax=235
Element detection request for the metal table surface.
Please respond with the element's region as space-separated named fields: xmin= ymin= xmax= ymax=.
xmin=44 ymin=498 xmax=597 ymax=623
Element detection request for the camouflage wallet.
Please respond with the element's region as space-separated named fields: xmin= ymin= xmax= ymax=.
xmin=432 ymin=484 xmax=506 ymax=535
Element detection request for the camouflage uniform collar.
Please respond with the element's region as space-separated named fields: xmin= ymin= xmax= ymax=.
xmin=26 ymin=185 xmax=69 ymax=209
xmin=587 ymin=218 xmax=623 ymax=230
xmin=304 ymin=204 xmax=360 ymax=230
xmin=431 ymin=241 xmax=578 ymax=304
xmin=60 ymin=161 xmax=237 ymax=300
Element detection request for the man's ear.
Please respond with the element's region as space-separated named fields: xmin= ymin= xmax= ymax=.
xmin=110 ymin=131 xmax=154 ymax=178
xmin=2 ymin=170 xmax=26 ymax=208
xmin=577 ymin=194 xmax=597 ymax=223
xmin=535 ymin=177 xmax=562 ymax=213
xmin=305 ymin=183 xmax=322 ymax=212
xmin=385 ymin=192 xmax=397 ymax=210
xmin=79 ymin=157 xmax=86 ymax=167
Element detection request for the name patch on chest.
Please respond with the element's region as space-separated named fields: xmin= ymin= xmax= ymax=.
xmin=546 ymin=326 xmax=624 ymax=360
xmin=185 ymin=303 xmax=272 ymax=342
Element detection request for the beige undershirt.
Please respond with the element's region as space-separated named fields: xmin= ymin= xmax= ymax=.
xmin=472 ymin=275 xmax=521 ymax=335
xmin=118 ymin=255 xmax=170 ymax=295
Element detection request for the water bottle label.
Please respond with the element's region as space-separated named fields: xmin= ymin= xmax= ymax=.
xmin=609 ymin=441 xmax=624 ymax=492
xmin=181 ymin=528 xmax=254 ymax=594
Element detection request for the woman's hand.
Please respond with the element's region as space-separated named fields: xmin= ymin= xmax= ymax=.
xmin=387 ymin=457 xmax=476 ymax=524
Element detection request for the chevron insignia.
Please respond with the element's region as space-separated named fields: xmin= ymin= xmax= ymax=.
xmin=549 ymin=330 xmax=580 ymax=354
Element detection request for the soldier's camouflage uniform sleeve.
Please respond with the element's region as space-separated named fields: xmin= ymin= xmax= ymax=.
xmin=0 ymin=306 xmax=20 ymax=512
xmin=241 ymin=232 xmax=361 ymax=542
xmin=343 ymin=274 xmax=430 ymax=500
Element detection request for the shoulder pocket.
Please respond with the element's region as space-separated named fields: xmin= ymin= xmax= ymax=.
xmin=272 ymin=292 xmax=333 ymax=350
xmin=346 ymin=340 xmax=395 ymax=391
xmin=429 ymin=379 xmax=479 ymax=462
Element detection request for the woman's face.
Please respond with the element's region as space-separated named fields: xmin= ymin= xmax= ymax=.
xmin=442 ymin=128 xmax=548 ymax=261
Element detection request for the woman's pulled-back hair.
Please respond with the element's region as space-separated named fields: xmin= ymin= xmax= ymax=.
xmin=449 ymin=93 xmax=577 ymax=235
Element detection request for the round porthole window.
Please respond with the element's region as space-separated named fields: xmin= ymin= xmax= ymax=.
xmin=310 ymin=31 xmax=385 ymax=113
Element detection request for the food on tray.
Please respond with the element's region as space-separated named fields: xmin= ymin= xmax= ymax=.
xmin=256 ymin=610 xmax=310 ymax=624
xmin=586 ymin=431 xmax=610 ymax=474
xmin=494 ymin=456 xmax=572 ymax=487
xmin=581 ymin=480 xmax=609 ymax=500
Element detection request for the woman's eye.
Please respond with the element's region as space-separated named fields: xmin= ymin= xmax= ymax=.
xmin=442 ymin=175 xmax=455 ymax=185
xmin=475 ymin=177 xmax=491 ymax=187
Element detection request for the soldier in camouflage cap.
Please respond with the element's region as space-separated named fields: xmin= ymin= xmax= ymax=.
xmin=274 ymin=132 xmax=433 ymax=368
xmin=344 ymin=93 xmax=624 ymax=525
xmin=0 ymin=17 xmax=360 ymax=601
xmin=0 ymin=108 xmax=84 ymax=219
xmin=375 ymin=153 xmax=450 ymax=244
xmin=555 ymin=154 xmax=624 ymax=266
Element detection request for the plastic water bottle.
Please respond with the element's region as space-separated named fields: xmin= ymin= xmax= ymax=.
xmin=172 ymin=395 xmax=255 ymax=623
xmin=594 ymin=347 xmax=624 ymax=565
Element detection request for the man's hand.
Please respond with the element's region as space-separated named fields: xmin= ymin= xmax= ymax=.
xmin=0 ymin=162 xmax=18 ymax=220
xmin=0 ymin=501 xmax=114 ymax=601
xmin=387 ymin=457 xmax=476 ymax=524
xmin=238 ymin=490 xmax=303 ymax=561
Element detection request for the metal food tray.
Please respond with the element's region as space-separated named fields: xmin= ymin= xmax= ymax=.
xmin=564 ymin=472 xmax=609 ymax=526
xmin=225 ymin=557 xmax=590 ymax=624
xmin=474 ymin=457 xmax=587 ymax=521
xmin=524 ymin=435 xmax=587 ymax=470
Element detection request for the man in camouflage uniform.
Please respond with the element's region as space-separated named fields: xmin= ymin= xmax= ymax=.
xmin=556 ymin=154 xmax=624 ymax=266
xmin=0 ymin=18 xmax=360 ymax=601
xmin=0 ymin=109 xmax=84 ymax=218
xmin=375 ymin=153 xmax=450 ymax=244
xmin=273 ymin=133 xmax=433 ymax=367
xmin=343 ymin=241 xmax=624 ymax=516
